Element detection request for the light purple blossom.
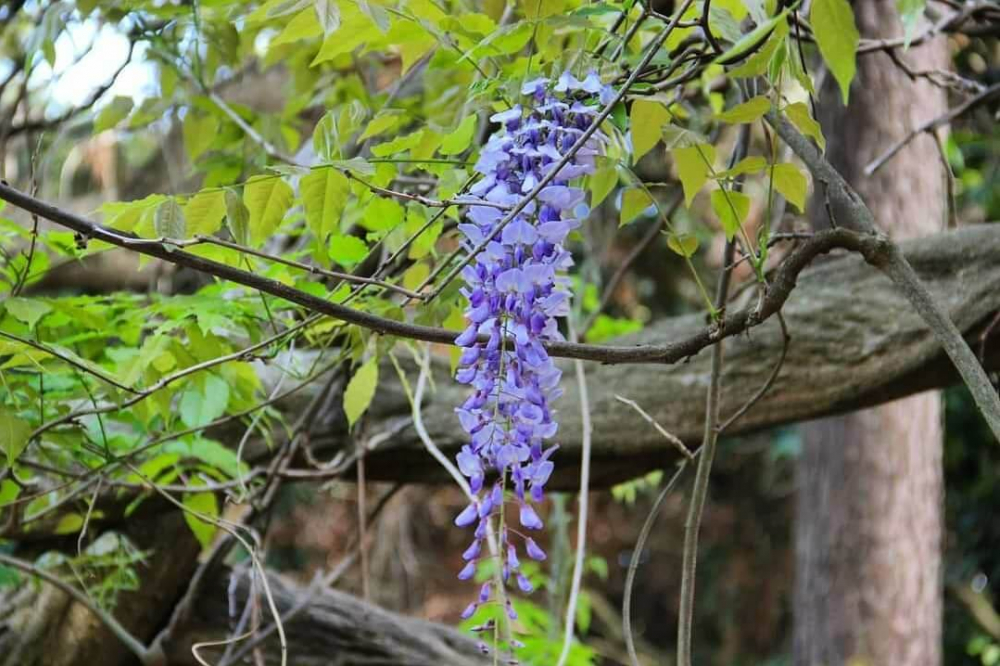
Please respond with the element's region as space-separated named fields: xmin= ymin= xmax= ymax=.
xmin=452 ymin=71 xmax=610 ymax=617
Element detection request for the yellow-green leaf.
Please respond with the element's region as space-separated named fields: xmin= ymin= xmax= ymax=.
xmin=0 ymin=479 xmax=20 ymax=506
xmin=785 ymin=102 xmax=826 ymax=151
xmin=630 ymin=100 xmax=671 ymax=162
xmin=184 ymin=190 xmax=226 ymax=237
xmin=272 ymin=7 xmax=322 ymax=45
xmin=403 ymin=262 xmax=429 ymax=291
xmin=54 ymin=513 xmax=84 ymax=535
xmin=301 ymin=167 xmax=350 ymax=240
xmin=667 ymin=232 xmax=699 ymax=258
xmin=244 ymin=175 xmax=294 ymax=247
xmin=359 ymin=111 xmax=403 ymax=141
xmin=714 ymin=96 xmax=770 ymax=124
xmin=94 ymin=96 xmax=133 ymax=132
xmin=439 ymin=114 xmax=477 ymax=155
xmin=588 ymin=163 xmax=618 ymax=207
xmin=620 ymin=188 xmax=654 ymax=227
xmin=711 ymin=188 xmax=751 ymax=240
xmin=361 ymin=196 xmax=405 ymax=232
xmin=811 ymin=0 xmax=859 ymax=103
xmin=674 ymin=143 xmax=716 ymax=206
xmin=183 ymin=112 xmax=219 ymax=162
xmin=719 ymin=155 xmax=767 ymax=178
xmin=0 ymin=408 xmax=31 ymax=466
xmin=771 ymin=163 xmax=809 ymax=212
xmin=729 ymin=19 xmax=788 ymax=78
xmin=225 ymin=189 xmax=251 ymax=246
xmin=183 ymin=490 xmax=219 ymax=549
xmin=344 ymin=356 xmax=379 ymax=427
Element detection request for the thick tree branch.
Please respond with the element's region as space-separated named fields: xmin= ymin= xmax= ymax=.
xmin=769 ymin=112 xmax=1000 ymax=442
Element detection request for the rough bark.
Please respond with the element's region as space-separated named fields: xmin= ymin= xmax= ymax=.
xmin=795 ymin=4 xmax=948 ymax=665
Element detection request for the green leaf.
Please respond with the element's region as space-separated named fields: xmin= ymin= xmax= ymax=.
xmin=630 ymin=100 xmax=671 ymax=162
xmin=179 ymin=374 xmax=231 ymax=428
xmin=714 ymin=96 xmax=771 ymax=124
xmin=301 ymin=167 xmax=350 ymax=240
xmin=0 ymin=408 xmax=31 ymax=466
xmin=719 ymin=155 xmax=767 ymax=178
xmin=785 ymin=102 xmax=826 ymax=151
xmin=94 ymin=96 xmax=133 ymax=132
xmin=344 ymin=356 xmax=379 ymax=427
xmin=244 ymin=175 xmax=294 ymax=247
xmin=314 ymin=0 xmax=341 ymax=33
xmin=225 ymin=189 xmax=251 ymax=246
xmin=329 ymin=234 xmax=369 ymax=266
xmin=811 ymin=0 xmax=859 ymax=104
xmin=771 ymin=163 xmax=809 ymax=212
xmin=674 ymin=143 xmax=716 ymax=206
xmin=711 ymin=189 xmax=751 ymax=240
xmin=4 ymin=297 xmax=51 ymax=330
xmin=183 ymin=490 xmax=219 ymax=549
xmin=439 ymin=114 xmax=477 ymax=156
xmin=667 ymin=232 xmax=700 ymax=257
xmin=620 ymin=188 xmax=654 ymax=227
xmin=154 ymin=199 xmax=186 ymax=239
xmin=0 ymin=479 xmax=20 ymax=507
xmin=897 ymin=0 xmax=925 ymax=47
xmin=183 ymin=112 xmax=219 ymax=162
xmin=184 ymin=191 xmax=226 ymax=237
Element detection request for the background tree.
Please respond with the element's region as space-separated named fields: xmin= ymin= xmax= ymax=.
xmin=796 ymin=2 xmax=949 ymax=665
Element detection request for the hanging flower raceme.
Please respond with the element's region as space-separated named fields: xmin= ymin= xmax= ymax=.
xmin=452 ymin=71 xmax=610 ymax=623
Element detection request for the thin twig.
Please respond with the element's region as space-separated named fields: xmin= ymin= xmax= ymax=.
xmin=614 ymin=395 xmax=694 ymax=460
xmin=623 ymin=462 xmax=690 ymax=666
xmin=556 ymin=323 xmax=594 ymax=666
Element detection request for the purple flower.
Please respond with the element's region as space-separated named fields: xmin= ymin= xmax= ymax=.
xmin=452 ymin=71 xmax=608 ymax=618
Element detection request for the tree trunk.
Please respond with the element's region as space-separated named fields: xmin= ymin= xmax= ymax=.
xmin=795 ymin=3 xmax=948 ymax=665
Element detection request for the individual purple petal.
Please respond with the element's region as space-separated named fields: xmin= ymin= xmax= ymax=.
xmin=519 ymin=503 xmax=543 ymax=530
xmin=525 ymin=537 xmax=547 ymax=561
xmin=463 ymin=539 xmax=482 ymax=561
xmin=461 ymin=602 xmax=478 ymax=620
xmin=455 ymin=502 xmax=478 ymax=527
xmin=458 ymin=561 xmax=477 ymax=580
xmin=516 ymin=573 xmax=534 ymax=593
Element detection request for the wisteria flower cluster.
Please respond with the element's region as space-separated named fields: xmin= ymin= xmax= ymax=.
xmin=452 ymin=71 xmax=610 ymax=624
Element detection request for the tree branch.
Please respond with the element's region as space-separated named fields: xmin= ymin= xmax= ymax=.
xmin=0 ymin=180 xmax=887 ymax=366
